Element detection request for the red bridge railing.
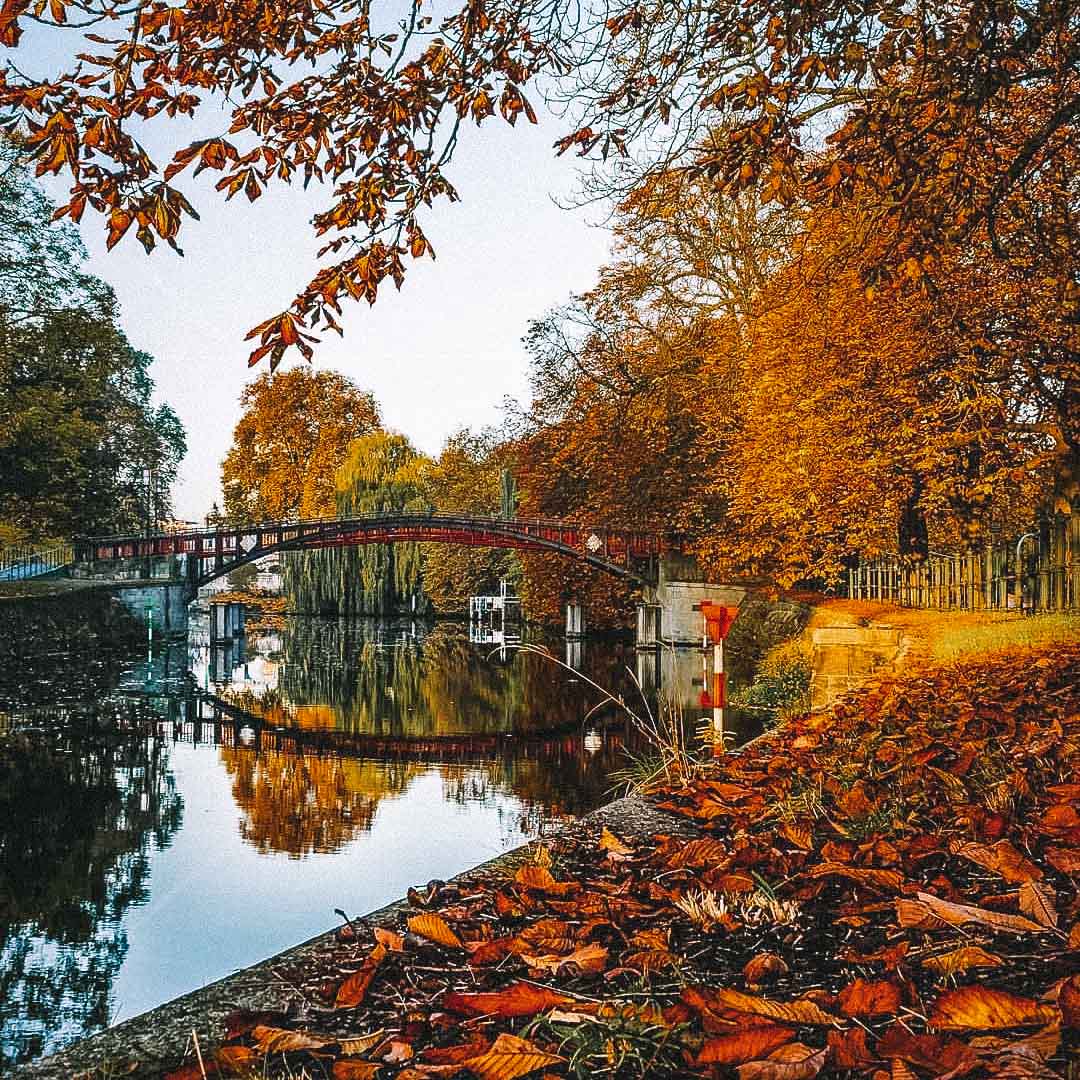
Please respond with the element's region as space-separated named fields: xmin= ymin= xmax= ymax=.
xmin=74 ymin=513 xmax=677 ymax=585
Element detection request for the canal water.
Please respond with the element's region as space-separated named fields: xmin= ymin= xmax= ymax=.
xmin=0 ymin=592 xmax=762 ymax=1067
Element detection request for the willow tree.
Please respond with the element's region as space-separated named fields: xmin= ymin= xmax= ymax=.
xmin=283 ymin=431 xmax=431 ymax=616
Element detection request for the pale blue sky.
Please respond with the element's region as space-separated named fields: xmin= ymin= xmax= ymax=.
xmin=18 ymin=21 xmax=613 ymax=520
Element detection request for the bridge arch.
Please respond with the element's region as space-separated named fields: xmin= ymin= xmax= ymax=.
xmin=75 ymin=513 xmax=668 ymax=591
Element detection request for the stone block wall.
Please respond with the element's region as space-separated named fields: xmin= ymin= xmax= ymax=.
xmin=810 ymin=625 xmax=906 ymax=710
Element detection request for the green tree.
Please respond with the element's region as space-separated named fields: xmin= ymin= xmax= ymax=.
xmin=282 ymin=431 xmax=432 ymax=615
xmin=0 ymin=154 xmax=185 ymax=543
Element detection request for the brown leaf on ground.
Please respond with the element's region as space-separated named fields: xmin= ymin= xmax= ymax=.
xmin=1045 ymin=846 xmax=1080 ymax=874
xmin=466 ymin=936 xmax=517 ymax=965
xmin=462 ymin=1032 xmax=565 ymax=1080
xmin=408 ymin=912 xmax=464 ymax=949
xmin=1059 ymin=974 xmax=1080 ymax=1029
xmin=339 ymin=1030 xmax=386 ymax=1056
xmin=807 ymin=862 xmax=905 ymax=892
xmin=332 ymin=1062 xmax=381 ymax=1079
xmin=696 ymin=1024 xmax=796 ymax=1065
xmin=780 ymin=822 xmax=813 ymax=850
xmin=514 ymin=865 xmax=578 ymax=896
xmin=970 ymin=1024 xmax=1061 ymax=1061
xmin=897 ymin=891 xmax=1044 ymax=933
xmin=736 ymin=1043 xmax=829 ymax=1080
xmin=374 ymin=926 xmax=406 ymax=951
xmin=706 ymin=987 xmax=837 ymax=1025
xmin=335 ymin=943 xmax=387 ymax=1008
xmin=1018 ymin=881 xmax=1058 ymax=929
xmin=522 ymin=942 xmax=609 ymax=978
xmin=928 ymin=986 xmax=1060 ymax=1031
xmin=251 ymin=1025 xmax=332 ymax=1053
xmin=949 ymin=839 xmax=1043 ymax=883
xmin=877 ymin=1024 xmax=979 ymax=1074
xmin=744 ymin=953 xmax=790 ymax=985
xmin=920 ymin=946 xmax=1004 ymax=979
xmin=215 ymin=1046 xmax=260 ymax=1075
xmin=513 ymin=918 xmax=577 ymax=955
xmin=827 ymin=1026 xmax=876 ymax=1069
xmin=442 ymin=981 xmax=581 ymax=1018
xmin=598 ymin=827 xmax=633 ymax=855
xmin=837 ymin=978 xmax=903 ymax=1018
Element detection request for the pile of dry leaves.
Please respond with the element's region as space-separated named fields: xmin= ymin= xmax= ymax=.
xmin=164 ymin=642 xmax=1080 ymax=1080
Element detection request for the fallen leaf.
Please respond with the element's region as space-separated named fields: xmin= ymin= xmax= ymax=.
xmin=1045 ymin=846 xmax=1080 ymax=874
xmin=340 ymin=1030 xmax=387 ymax=1056
xmin=780 ymin=822 xmax=813 ymax=849
xmin=897 ymin=891 xmax=1044 ymax=933
xmin=877 ymin=1023 xmax=979 ymax=1074
xmin=950 ymin=839 xmax=1042 ymax=883
xmin=333 ymin=1063 xmax=381 ymax=1080
xmin=708 ymin=987 xmax=837 ymax=1025
xmin=462 ymin=1032 xmax=564 ymax=1080
xmin=696 ymin=1024 xmax=796 ymax=1065
xmin=1019 ymin=881 xmax=1058 ymax=929
xmin=920 ymin=946 xmax=1004 ymax=978
xmin=514 ymin=864 xmax=577 ymax=896
xmin=744 ymin=953 xmax=790 ymax=985
xmin=215 ymin=1046 xmax=259 ymax=1075
xmin=408 ymin=912 xmax=464 ymax=949
xmin=335 ymin=943 xmax=386 ymax=1009
xmin=382 ymin=1040 xmax=414 ymax=1064
xmin=442 ymin=981 xmax=580 ymax=1018
xmin=522 ymin=942 xmax=609 ymax=978
xmin=599 ymin=827 xmax=633 ymax=855
xmin=928 ymin=986 xmax=1060 ymax=1031
xmin=251 ymin=1025 xmax=331 ymax=1053
xmin=466 ymin=936 xmax=517 ymax=965
xmin=374 ymin=927 xmax=406 ymax=951
xmin=1060 ymin=975 xmax=1080 ymax=1029
xmin=807 ymin=862 xmax=904 ymax=891
xmin=737 ymin=1043 xmax=828 ymax=1080
xmin=837 ymin=978 xmax=902 ymax=1018
xmin=826 ymin=1027 xmax=875 ymax=1069
xmin=970 ymin=1024 xmax=1061 ymax=1061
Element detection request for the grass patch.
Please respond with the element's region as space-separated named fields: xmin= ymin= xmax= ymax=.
xmin=928 ymin=612 xmax=1080 ymax=660
xmin=731 ymin=635 xmax=812 ymax=719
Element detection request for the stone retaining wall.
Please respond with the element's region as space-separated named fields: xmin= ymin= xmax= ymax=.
xmin=810 ymin=624 xmax=909 ymax=710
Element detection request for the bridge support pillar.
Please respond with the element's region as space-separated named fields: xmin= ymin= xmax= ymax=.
xmin=565 ymin=602 xmax=585 ymax=639
xmin=637 ymin=554 xmax=746 ymax=647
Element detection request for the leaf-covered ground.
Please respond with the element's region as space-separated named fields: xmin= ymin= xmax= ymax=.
xmin=163 ymin=643 xmax=1080 ymax=1080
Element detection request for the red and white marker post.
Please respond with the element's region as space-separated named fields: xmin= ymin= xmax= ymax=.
xmin=700 ymin=602 xmax=739 ymax=756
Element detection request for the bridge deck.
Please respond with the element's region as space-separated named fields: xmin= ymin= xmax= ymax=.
xmin=75 ymin=513 xmax=675 ymax=586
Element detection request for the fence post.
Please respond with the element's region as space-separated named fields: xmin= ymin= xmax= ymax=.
xmin=1070 ymin=511 xmax=1080 ymax=611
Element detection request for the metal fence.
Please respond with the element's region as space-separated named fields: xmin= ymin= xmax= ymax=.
xmin=0 ymin=542 xmax=75 ymax=582
xmin=847 ymin=512 xmax=1080 ymax=613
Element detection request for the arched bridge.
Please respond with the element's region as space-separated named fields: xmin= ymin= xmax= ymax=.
xmin=74 ymin=513 xmax=677 ymax=589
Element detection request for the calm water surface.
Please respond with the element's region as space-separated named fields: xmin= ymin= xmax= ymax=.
xmin=0 ymin=594 xmax=760 ymax=1066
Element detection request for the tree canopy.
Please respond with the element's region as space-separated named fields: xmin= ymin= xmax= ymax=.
xmin=0 ymin=151 xmax=185 ymax=544
xmin=220 ymin=367 xmax=381 ymax=523
xmin=3 ymin=0 xmax=1075 ymax=389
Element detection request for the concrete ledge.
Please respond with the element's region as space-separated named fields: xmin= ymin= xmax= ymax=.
xmin=12 ymin=796 xmax=691 ymax=1080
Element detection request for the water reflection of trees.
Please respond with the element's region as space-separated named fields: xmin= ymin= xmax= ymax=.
xmin=0 ymin=593 xmax=144 ymax=710
xmin=216 ymin=731 xmax=629 ymax=858
xmin=266 ymin=618 xmax=639 ymax=738
xmin=0 ymin=703 xmax=182 ymax=1067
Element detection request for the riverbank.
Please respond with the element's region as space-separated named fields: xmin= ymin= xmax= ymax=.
xmin=26 ymin=637 xmax=1078 ymax=1079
